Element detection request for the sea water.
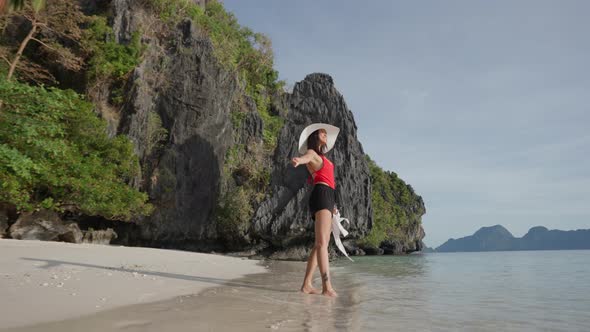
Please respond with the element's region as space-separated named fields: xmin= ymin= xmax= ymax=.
xmin=326 ymin=250 xmax=590 ymax=331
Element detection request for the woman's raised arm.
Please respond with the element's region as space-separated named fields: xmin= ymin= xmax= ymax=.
xmin=291 ymin=149 xmax=321 ymax=169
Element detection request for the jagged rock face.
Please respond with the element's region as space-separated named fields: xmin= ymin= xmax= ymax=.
xmin=394 ymin=196 xmax=427 ymax=253
xmin=82 ymin=228 xmax=118 ymax=245
xmin=9 ymin=210 xmax=83 ymax=243
xmin=252 ymin=73 xmax=372 ymax=248
xmin=2 ymin=1 xmax=424 ymax=256
xmin=97 ymin=1 xmax=417 ymax=256
xmin=113 ymin=1 xmax=238 ymax=248
xmin=381 ymin=222 xmax=425 ymax=254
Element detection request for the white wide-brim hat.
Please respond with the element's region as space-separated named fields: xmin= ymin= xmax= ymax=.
xmin=298 ymin=123 xmax=340 ymax=155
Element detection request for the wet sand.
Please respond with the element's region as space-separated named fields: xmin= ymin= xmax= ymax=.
xmin=2 ymin=258 xmax=364 ymax=332
xmin=6 ymin=248 xmax=590 ymax=331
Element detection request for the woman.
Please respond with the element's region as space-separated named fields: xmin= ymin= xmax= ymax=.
xmin=291 ymin=123 xmax=340 ymax=297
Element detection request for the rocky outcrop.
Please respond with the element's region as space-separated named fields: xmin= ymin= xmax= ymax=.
xmin=252 ymin=74 xmax=372 ymax=250
xmin=104 ymin=0 xmax=376 ymax=256
xmin=363 ymin=247 xmax=384 ymax=255
xmin=19 ymin=0 xmax=423 ymax=259
xmin=111 ymin=0 xmax=238 ymax=249
xmin=82 ymin=228 xmax=118 ymax=245
xmin=380 ymin=222 xmax=426 ymax=254
xmin=9 ymin=209 xmax=83 ymax=243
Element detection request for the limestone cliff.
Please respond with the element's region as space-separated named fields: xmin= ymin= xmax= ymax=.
xmin=96 ymin=0 xmax=424 ymax=258
xmin=0 ymin=0 xmax=426 ymax=259
xmin=251 ymin=73 xmax=373 ymax=258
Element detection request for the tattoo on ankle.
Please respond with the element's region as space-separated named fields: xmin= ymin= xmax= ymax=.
xmin=322 ymin=273 xmax=329 ymax=282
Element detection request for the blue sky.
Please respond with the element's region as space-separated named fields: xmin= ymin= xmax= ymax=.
xmin=223 ymin=0 xmax=590 ymax=247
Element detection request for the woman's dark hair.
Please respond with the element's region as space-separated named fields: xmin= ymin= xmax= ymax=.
xmin=307 ymin=129 xmax=326 ymax=155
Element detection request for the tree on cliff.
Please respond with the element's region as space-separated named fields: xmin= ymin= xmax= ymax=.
xmin=0 ymin=0 xmax=85 ymax=83
xmin=0 ymin=1 xmax=153 ymax=221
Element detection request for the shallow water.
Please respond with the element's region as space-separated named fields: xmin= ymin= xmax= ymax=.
xmin=332 ymin=251 xmax=590 ymax=331
xmin=6 ymin=250 xmax=590 ymax=331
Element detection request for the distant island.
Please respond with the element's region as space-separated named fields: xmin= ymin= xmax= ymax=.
xmin=435 ymin=225 xmax=590 ymax=252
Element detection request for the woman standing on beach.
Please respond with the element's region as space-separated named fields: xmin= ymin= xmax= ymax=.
xmin=291 ymin=123 xmax=340 ymax=297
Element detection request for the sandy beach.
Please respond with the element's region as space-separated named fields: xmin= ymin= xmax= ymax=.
xmin=1 ymin=253 xmax=360 ymax=332
xmin=6 ymin=240 xmax=584 ymax=331
xmin=0 ymin=239 xmax=266 ymax=329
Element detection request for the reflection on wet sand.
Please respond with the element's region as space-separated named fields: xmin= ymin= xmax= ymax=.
xmin=299 ymin=271 xmax=363 ymax=332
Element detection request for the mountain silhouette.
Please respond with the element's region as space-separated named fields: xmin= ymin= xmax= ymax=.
xmin=436 ymin=225 xmax=590 ymax=252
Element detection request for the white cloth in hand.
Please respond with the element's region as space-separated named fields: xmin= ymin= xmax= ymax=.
xmin=331 ymin=211 xmax=354 ymax=262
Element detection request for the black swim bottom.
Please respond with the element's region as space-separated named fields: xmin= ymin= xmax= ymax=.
xmin=309 ymin=184 xmax=335 ymax=221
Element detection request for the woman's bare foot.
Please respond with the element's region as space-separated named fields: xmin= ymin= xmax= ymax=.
xmin=300 ymin=284 xmax=321 ymax=295
xmin=322 ymin=288 xmax=338 ymax=297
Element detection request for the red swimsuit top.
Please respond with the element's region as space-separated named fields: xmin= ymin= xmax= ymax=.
xmin=308 ymin=155 xmax=336 ymax=189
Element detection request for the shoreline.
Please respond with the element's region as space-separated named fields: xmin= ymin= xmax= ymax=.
xmin=2 ymin=258 xmax=360 ymax=332
xmin=4 ymin=245 xmax=589 ymax=331
xmin=0 ymin=239 xmax=267 ymax=329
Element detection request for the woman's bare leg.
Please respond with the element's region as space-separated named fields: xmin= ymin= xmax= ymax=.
xmin=300 ymin=247 xmax=321 ymax=294
xmin=315 ymin=209 xmax=337 ymax=297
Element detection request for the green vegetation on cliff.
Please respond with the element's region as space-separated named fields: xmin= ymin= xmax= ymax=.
xmin=142 ymin=1 xmax=285 ymax=245
xmin=84 ymin=16 xmax=143 ymax=82
xmin=0 ymin=1 xmax=152 ymax=222
xmin=146 ymin=0 xmax=285 ymax=246
xmin=83 ymin=15 xmax=144 ymax=104
xmin=361 ymin=155 xmax=423 ymax=248
xmin=0 ymin=79 xmax=153 ymax=220
xmin=216 ymin=140 xmax=270 ymax=247
xmin=1 ymin=1 xmax=424 ymax=252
